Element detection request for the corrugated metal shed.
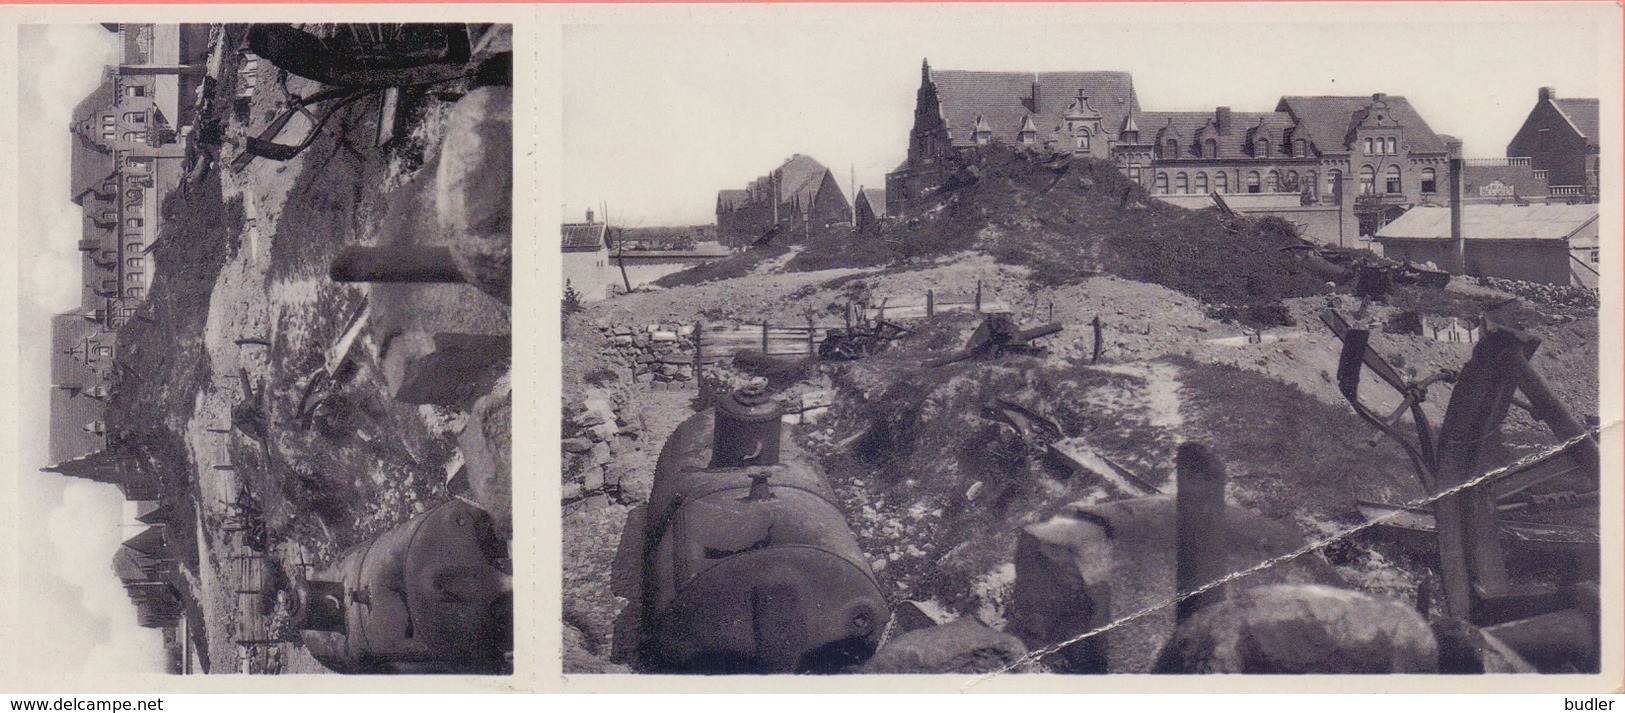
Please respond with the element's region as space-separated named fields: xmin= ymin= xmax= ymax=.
xmin=1375 ymin=204 xmax=1598 ymax=242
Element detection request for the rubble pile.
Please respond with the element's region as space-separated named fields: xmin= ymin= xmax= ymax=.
xmin=1475 ymin=275 xmax=1599 ymax=313
xmin=594 ymin=322 xmax=699 ymax=390
xmin=561 ymin=388 xmax=645 ymax=502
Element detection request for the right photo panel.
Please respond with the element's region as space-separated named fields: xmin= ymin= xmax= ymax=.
xmin=558 ymin=7 xmax=1609 ymax=682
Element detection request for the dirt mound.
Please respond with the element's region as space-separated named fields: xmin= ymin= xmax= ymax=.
xmin=780 ymin=146 xmax=1331 ymax=325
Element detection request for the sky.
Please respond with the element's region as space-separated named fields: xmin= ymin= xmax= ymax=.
xmin=16 ymin=24 xmax=166 ymax=674
xmin=562 ymin=3 xmax=1611 ymax=228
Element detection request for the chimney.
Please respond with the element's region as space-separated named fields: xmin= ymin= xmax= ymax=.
xmin=586 ymin=208 xmax=594 ymax=223
xmin=1216 ymin=106 xmax=1232 ymax=133
xmin=921 ymin=58 xmax=931 ymax=82
xmin=1539 ymin=86 xmax=1556 ymax=102
xmin=1372 ymin=92 xmax=1387 ymax=102
xmin=1450 ymin=152 xmax=1465 ymax=274
xmin=1031 ymin=80 xmax=1041 ymax=112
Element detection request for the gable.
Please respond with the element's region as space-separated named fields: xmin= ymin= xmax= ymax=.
xmin=1277 ymin=95 xmax=1447 ymax=155
xmin=930 ymin=70 xmax=1138 ymax=148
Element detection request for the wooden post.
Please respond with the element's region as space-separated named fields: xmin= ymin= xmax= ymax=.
xmin=1433 ymin=323 xmax=1541 ymax=619
xmin=1048 ymin=301 xmax=1054 ymax=322
xmin=1091 ymin=315 xmax=1104 ymax=364
xmin=1175 ymin=443 xmax=1228 ymax=623
xmin=762 ymin=321 xmax=770 ymax=354
xmin=694 ymin=322 xmax=704 ymax=385
xmin=926 ymin=290 xmax=935 ymax=318
xmin=975 ymin=281 xmax=983 ymax=313
xmin=807 ymin=317 xmax=816 ymax=355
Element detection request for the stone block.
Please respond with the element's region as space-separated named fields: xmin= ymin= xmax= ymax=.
xmin=561 ymin=437 xmax=593 ymax=453
xmin=861 ymin=618 xmax=1027 ymax=674
xmin=437 ymin=86 xmax=513 ymax=302
xmin=588 ymin=441 xmax=612 ymax=466
xmin=383 ymin=330 xmax=510 ymax=406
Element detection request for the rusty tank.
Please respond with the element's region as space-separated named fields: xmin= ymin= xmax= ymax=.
xmin=641 ymin=383 xmax=887 ymax=673
xmin=295 ymin=499 xmax=512 ymax=674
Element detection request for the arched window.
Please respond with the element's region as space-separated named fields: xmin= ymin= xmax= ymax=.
xmin=121 ymin=131 xmax=145 ymax=143
xmin=123 ymin=111 xmax=145 ymax=124
xmin=126 ymin=257 xmax=144 ymax=270
xmin=1247 ymin=171 xmax=1262 ymax=194
xmin=1075 ymin=131 xmax=1091 ymax=151
xmin=1266 ymin=171 xmax=1279 ymax=192
xmin=1164 ymin=139 xmax=1178 ymax=158
xmin=1363 ymin=138 xmax=1374 ymax=155
xmin=1328 ymin=170 xmax=1342 ymax=199
xmin=1203 ymin=138 xmax=1217 ymax=158
xmin=1385 ymin=166 xmax=1402 ymax=194
xmin=125 ymin=286 xmax=144 ymax=299
xmin=1421 ymin=168 xmax=1437 ymax=193
xmin=1154 ymin=173 xmax=1169 ymax=194
xmin=1195 ymin=172 xmax=1209 ymax=194
xmin=1386 ymin=138 xmax=1398 ymax=155
xmin=1175 ymin=173 xmax=1189 ymax=194
xmin=1256 ymin=138 xmax=1269 ymax=158
xmin=1359 ymin=166 xmax=1376 ymax=196
xmin=125 ymin=189 xmax=142 ymax=204
xmin=1215 ymin=172 xmax=1228 ymax=193
xmin=126 ymin=218 xmax=142 ymax=229
xmin=1286 ymin=171 xmax=1299 ymax=191
xmin=127 ymin=243 xmax=141 ymax=254
xmin=1306 ymin=171 xmax=1319 ymax=200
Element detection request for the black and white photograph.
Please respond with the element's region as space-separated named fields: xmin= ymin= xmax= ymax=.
xmin=17 ymin=21 xmax=514 ymax=675
xmin=558 ymin=6 xmax=1614 ymax=681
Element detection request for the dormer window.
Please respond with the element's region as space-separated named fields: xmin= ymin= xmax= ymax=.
xmin=1074 ymin=131 xmax=1091 ymax=152
xmin=1164 ymin=139 xmax=1178 ymax=158
xmin=1363 ymin=138 xmax=1374 ymax=155
xmin=1203 ymin=138 xmax=1217 ymax=158
xmin=971 ymin=116 xmax=992 ymax=145
xmin=1256 ymin=139 xmax=1269 ymax=158
xmin=1294 ymin=139 xmax=1307 ymax=156
xmin=1386 ymin=138 xmax=1398 ymax=155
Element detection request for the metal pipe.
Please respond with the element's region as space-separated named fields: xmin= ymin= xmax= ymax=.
xmin=330 ymin=245 xmax=463 ymax=283
xmin=1175 ymin=442 xmax=1227 ymax=623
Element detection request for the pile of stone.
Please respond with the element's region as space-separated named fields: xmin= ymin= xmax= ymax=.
xmin=560 ymin=390 xmax=643 ymax=502
xmin=598 ymin=323 xmax=698 ymax=390
xmin=1476 ymin=276 xmax=1598 ymax=312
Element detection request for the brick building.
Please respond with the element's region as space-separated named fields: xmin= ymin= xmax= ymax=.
xmin=715 ymin=154 xmax=852 ymax=247
xmin=855 ymin=187 xmax=888 ymax=232
xmin=886 ymin=60 xmax=1458 ymax=244
xmin=47 ymin=24 xmax=204 ymax=495
xmin=1506 ymin=87 xmax=1599 ymax=202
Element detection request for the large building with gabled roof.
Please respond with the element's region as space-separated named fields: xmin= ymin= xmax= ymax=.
xmin=1507 ymin=86 xmax=1599 ymax=202
xmin=887 ymin=59 xmax=1461 ymax=244
xmin=47 ymin=24 xmax=206 ymax=501
xmin=715 ymin=154 xmax=852 ymax=247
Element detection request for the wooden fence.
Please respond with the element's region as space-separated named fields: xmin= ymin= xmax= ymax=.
xmin=692 ymin=291 xmax=1011 ymax=363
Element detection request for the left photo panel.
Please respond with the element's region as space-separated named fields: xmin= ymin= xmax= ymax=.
xmin=17 ymin=23 xmax=513 ymax=675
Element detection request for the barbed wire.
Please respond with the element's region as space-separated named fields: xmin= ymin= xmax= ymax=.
xmin=961 ymin=421 xmax=1611 ymax=689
